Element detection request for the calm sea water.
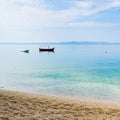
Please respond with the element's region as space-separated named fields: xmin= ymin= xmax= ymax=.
xmin=0 ymin=44 xmax=120 ymax=104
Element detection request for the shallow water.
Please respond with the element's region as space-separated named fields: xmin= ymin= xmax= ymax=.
xmin=0 ymin=44 xmax=120 ymax=104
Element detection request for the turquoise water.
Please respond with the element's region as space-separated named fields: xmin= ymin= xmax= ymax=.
xmin=0 ymin=44 xmax=120 ymax=104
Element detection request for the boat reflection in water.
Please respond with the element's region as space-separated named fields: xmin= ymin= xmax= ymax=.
xmin=39 ymin=47 xmax=55 ymax=52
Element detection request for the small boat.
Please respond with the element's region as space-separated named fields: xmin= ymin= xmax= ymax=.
xmin=21 ymin=49 xmax=29 ymax=53
xmin=39 ymin=47 xmax=55 ymax=52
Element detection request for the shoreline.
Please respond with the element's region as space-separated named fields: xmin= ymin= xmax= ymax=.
xmin=0 ymin=89 xmax=120 ymax=119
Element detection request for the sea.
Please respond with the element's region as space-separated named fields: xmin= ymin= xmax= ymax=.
xmin=0 ymin=43 xmax=120 ymax=104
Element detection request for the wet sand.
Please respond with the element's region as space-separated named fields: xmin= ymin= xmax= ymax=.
xmin=0 ymin=90 xmax=120 ymax=120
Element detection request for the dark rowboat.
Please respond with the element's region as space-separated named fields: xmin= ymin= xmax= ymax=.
xmin=39 ymin=47 xmax=55 ymax=52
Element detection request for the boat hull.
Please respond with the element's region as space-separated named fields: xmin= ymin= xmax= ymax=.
xmin=22 ymin=50 xmax=29 ymax=53
xmin=39 ymin=48 xmax=55 ymax=52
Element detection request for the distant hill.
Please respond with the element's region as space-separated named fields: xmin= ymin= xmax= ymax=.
xmin=57 ymin=41 xmax=120 ymax=45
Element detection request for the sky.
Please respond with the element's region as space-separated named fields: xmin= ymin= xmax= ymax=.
xmin=0 ymin=0 xmax=120 ymax=43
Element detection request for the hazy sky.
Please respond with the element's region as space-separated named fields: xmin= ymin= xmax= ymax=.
xmin=0 ymin=0 xmax=120 ymax=42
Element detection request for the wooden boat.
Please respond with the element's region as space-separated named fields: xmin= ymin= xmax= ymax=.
xmin=21 ymin=49 xmax=29 ymax=53
xmin=39 ymin=47 xmax=55 ymax=52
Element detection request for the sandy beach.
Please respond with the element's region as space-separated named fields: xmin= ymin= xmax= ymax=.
xmin=0 ymin=90 xmax=120 ymax=120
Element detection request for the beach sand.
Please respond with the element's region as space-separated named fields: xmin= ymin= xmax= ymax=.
xmin=0 ymin=90 xmax=120 ymax=120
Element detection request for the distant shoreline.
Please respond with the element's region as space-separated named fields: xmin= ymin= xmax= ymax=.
xmin=0 ymin=41 xmax=120 ymax=45
xmin=0 ymin=89 xmax=120 ymax=119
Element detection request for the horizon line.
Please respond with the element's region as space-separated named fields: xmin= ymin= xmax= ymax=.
xmin=0 ymin=41 xmax=120 ymax=45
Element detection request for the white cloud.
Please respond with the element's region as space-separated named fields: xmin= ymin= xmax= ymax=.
xmin=68 ymin=0 xmax=120 ymax=16
xmin=74 ymin=1 xmax=93 ymax=9
xmin=0 ymin=0 xmax=120 ymax=29
xmin=68 ymin=21 xmax=120 ymax=27
xmin=0 ymin=0 xmax=48 ymax=29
